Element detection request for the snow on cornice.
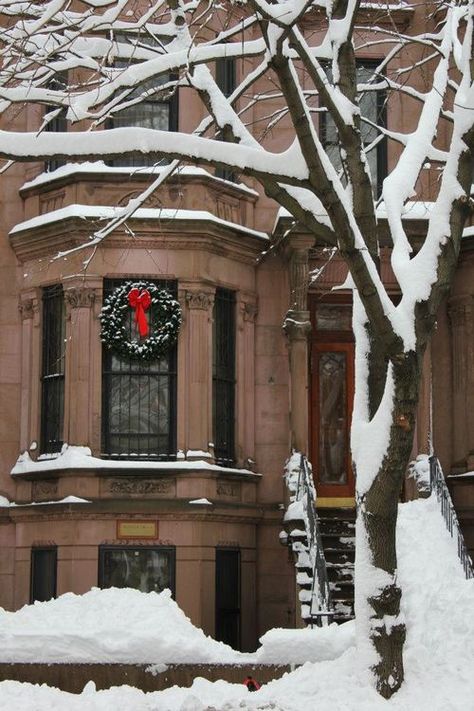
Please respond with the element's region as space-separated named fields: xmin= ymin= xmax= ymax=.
xmin=9 ymin=204 xmax=268 ymax=241
xmin=20 ymin=162 xmax=259 ymax=197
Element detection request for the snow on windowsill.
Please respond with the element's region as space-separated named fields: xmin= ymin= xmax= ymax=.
xmin=9 ymin=203 xmax=268 ymax=241
xmin=20 ymin=162 xmax=259 ymax=197
xmin=11 ymin=445 xmax=259 ymax=478
xmin=0 ymin=495 xmax=90 ymax=507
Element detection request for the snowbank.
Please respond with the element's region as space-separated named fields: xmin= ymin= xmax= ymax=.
xmin=0 ymin=588 xmax=246 ymax=665
xmin=1 ymin=495 xmax=473 ymax=709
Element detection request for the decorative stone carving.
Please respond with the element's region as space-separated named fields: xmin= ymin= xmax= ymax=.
xmin=18 ymin=298 xmax=39 ymax=320
xmin=289 ymin=247 xmax=310 ymax=311
xmin=117 ymin=190 xmax=163 ymax=208
xmin=32 ymin=479 xmax=58 ymax=500
xmin=185 ymin=291 xmax=214 ymax=311
xmin=284 ymin=309 xmax=311 ymax=341
xmin=108 ymin=478 xmax=175 ymax=496
xmin=242 ymin=302 xmax=258 ymax=323
xmin=64 ymin=287 xmax=96 ymax=311
xmin=217 ymin=481 xmax=240 ymax=498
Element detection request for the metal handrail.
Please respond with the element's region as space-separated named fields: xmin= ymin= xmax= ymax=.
xmin=429 ymin=455 xmax=474 ymax=580
xmin=294 ymin=454 xmax=334 ymax=626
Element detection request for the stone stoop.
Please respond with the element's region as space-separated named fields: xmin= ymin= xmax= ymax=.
xmin=317 ymin=507 xmax=356 ymax=623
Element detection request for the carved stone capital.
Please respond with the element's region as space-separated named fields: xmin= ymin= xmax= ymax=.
xmin=64 ymin=286 xmax=97 ymax=313
xmin=284 ymin=309 xmax=312 ymax=341
xmin=18 ymin=298 xmax=39 ymax=320
xmin=185 ymin=290 xmax=214 ymax=311
xmin=241 ymin=302 xmax=258 ymax=323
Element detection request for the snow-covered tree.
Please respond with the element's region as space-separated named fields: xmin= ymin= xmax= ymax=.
xmin=0 ymin=0 xmax=473 ymax=698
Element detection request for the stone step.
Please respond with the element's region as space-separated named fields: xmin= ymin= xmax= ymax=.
xmin=324 ymin=548 xmax=355 ymax=565
xmin=320 ymin=533 xmax=355 ymax=549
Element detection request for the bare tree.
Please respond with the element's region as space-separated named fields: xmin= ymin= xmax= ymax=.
xmin=0 ymin=0 xmax=473 ymax=698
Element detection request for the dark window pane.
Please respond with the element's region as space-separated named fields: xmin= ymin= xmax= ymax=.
xmin=318 ymin=352 xmax=347 ymax=484
xmin=99 ymin=546 xmax=175 ymax=595
xmin=215 ymin=548 xmax=240 ymax=649
xmin=30 ymin=548 xmax=57 ymax=603
xmin=102 ymin=279 xmax=177 ymax=459
xmin=107 ymin=35 xmax=178 ymax=168
xmin=44 ymin=73 xmax=68 ymax=172
xmin=215 ymin=58 xmax=236 ymax=182
xmin=213 ymin=289 xmax=236 ymax=465
xmin=41 ymin=285 xmax=65 ymax=454
xmin=321 ymin=62 xmax=386 ymax=196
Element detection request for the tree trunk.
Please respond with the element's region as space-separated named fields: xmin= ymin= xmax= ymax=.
xmin=355 ymin=349 xmax=422 ymax=699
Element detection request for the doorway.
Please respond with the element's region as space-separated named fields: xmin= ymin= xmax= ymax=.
xmin=309 ymin=298 xmax=355 ymax=500
xmin=215 ymin=548 xmax=241 ymax=650
xmin=30 ymin=547 xmax=57 ymax=603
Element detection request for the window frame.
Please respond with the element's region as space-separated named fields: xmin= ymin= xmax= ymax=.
xmin=98 ymin=545 xmax=176 ymax=596
xmin=30 ymin=546 xmax=58 ymax=603
xmin=40 ymin=284 xmax=65 ymax=455
xmin=212 ymin=287 xmax=236 ymax=466
xmin=105 ymin=35 xmax=178 ymax=168
xmin=215 ymin=56 xmax=237 ymax=182
xmin=101 ymin=278 xmax=178 ymax=460
xmin=320 ymin=60 xmax=387 ymax=197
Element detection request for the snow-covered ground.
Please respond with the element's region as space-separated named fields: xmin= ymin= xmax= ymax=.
xmin=0 ymin=495 xmax=473 ymax=709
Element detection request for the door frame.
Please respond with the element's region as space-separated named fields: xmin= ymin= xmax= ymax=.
xmin=308 ymin=295 xmax=355 ymax=500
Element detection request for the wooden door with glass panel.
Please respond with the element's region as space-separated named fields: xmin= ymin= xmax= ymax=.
xmin=310 ymin=300 xmax=355 ymax=498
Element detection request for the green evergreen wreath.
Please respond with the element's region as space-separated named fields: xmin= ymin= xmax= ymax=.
xmin=100 ymin=281 xmax=181 ymax=361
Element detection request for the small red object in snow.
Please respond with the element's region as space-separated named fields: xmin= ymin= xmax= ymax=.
xmin=243 ymin=675 xmax=260 ymax=692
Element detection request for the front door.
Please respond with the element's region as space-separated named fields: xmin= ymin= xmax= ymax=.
xmin=309 ymin=299 xmax=355 ymax=500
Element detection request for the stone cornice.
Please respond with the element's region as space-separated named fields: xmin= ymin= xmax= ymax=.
xmin=10 ymin=214 xmax=267 ymax=265
xmin=19 ymin=168 xmax=259 ymax=204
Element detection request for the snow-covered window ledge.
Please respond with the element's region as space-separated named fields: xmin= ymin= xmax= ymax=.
xmin=10 ymin=445 xmax=261 ymax=480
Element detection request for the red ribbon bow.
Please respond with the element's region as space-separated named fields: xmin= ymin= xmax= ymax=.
xmin=128 ymin=288 xmax=151 ymax=338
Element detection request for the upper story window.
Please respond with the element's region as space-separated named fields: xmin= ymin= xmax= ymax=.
xmin=107 ymin=35 xmax=178 ymax=168
xmin=41 ymin=285 xmax=65 ymax=454
xmin=215 ymin=57 xmax=236 ymax=183
xmin=101 ymin=279 xmax=177 ymax=459
xmin=213 ymin=288 xmax=236 ymax=466
xmin=321 ymin=62 xmax=387 ymax=196
xmin=44 ymin=73 xmax=67 ymax=173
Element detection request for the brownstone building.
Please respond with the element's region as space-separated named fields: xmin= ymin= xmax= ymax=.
xmin=0 ymin=3 xmax=473 ymax=653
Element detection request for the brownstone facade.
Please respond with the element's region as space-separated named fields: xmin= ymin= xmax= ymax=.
xmin=0 ymin=4 xmax=473 ymax=650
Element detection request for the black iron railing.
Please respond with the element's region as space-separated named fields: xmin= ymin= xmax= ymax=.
xmin=429 ymin=455 xmax=474 ymax=580
xmin=293 ymin=454 xmax=334 ymax=626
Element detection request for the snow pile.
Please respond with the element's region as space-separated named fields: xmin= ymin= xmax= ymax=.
xmin=407 ymin=453 xmax=431 ymax=495
xmin=1 ymin=496 xmax=473 ymax=709
xmin=0 ymin=588 xmax=246 ymax=664
xmin=256 ymin=622 xmax=354 ymax=665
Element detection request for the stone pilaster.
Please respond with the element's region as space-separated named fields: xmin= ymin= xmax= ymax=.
xmin=63 ymin=277 xmax=102 ymax=449
xmin=236 ymin=295 xmax=258 ymax=468
xmin=18 ymin=289 xmax=41 ymax=451
xmin=183 ymin=287 xmax=215 ymax=459
xmin=448 ymin=294 xmax=474 ymax=469
xmin=284 ymin=235 xmax=314 ymax=454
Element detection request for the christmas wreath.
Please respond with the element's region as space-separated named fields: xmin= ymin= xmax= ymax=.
xmin=100 ymin=281 xmax=181 ymax=361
